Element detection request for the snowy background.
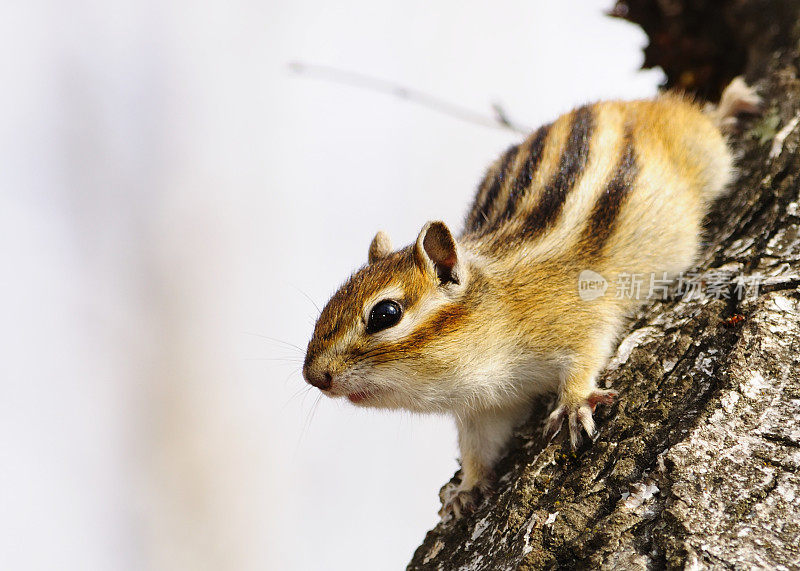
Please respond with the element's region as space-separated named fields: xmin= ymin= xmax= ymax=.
xmin=0 ymin=1 xmax=661 ymax=569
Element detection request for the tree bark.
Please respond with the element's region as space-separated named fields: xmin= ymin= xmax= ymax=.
xmin=408 ymin=1 xmax=800 ymax=568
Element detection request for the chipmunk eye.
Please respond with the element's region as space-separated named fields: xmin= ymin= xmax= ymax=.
xmin=367 ymin=300 xmax=402 ymax=333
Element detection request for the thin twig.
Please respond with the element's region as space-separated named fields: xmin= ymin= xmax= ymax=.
xmin=491 ymin=102 xmax=518 ymax=130
xmin=288 ymin=61 xmax=530 ymax=134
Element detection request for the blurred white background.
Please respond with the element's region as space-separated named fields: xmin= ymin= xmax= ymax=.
xmin=0 ymin=1 xmax=662 ymax=569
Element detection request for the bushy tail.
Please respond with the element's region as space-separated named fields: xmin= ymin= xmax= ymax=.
xmin=706 ymin=76 xmax=762 ymax=132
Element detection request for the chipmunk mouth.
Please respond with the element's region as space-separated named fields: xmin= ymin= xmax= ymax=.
xmin=347 ymin=387 xmax=382 ymax=404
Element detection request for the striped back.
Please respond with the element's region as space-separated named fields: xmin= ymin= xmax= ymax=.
xmin=463 ymin=102 xmax=639 ymax=260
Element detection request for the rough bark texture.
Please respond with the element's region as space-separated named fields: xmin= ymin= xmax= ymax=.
xmin=408 ymin=1 xmax=800 ymax=569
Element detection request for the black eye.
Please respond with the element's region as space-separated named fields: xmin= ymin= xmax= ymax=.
xmin=367 ymin=300 xmax=403 ymax=333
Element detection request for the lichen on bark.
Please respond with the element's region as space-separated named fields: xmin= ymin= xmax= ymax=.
xmin=408 ymin=1 xmax=800 ymax=569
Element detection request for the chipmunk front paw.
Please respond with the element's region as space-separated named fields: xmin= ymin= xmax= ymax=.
xmin=439 ymin=487 xmax=479 ymax=521
xmin=544 ymin=388 xmax=617 ymax=448
xmin=438 ymin=474 xmax=495 ymax=521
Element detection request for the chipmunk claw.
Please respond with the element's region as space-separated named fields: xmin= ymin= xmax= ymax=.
xmin=544 ymin=389 xmax=618 ymax=448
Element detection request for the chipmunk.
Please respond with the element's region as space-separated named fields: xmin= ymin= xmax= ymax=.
xmin=302 ymin=78 xmax=760 ymax=520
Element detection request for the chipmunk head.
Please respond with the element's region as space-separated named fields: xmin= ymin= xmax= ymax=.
xmin=303 ymin=221 xmax=475 ymax=412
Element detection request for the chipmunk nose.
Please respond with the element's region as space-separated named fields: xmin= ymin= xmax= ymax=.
xmin=304 ymin=368 xmax=332 ymax=391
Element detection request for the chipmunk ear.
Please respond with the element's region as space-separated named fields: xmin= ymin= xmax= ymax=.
xmin=368 ymin=230 xmax=392 ymax=263
xmin=414 ymin=221 xmax=462 ymax=285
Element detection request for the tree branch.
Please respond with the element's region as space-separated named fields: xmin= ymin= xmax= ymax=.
xmin=408 ymin=1 xmax=800 ymax=568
